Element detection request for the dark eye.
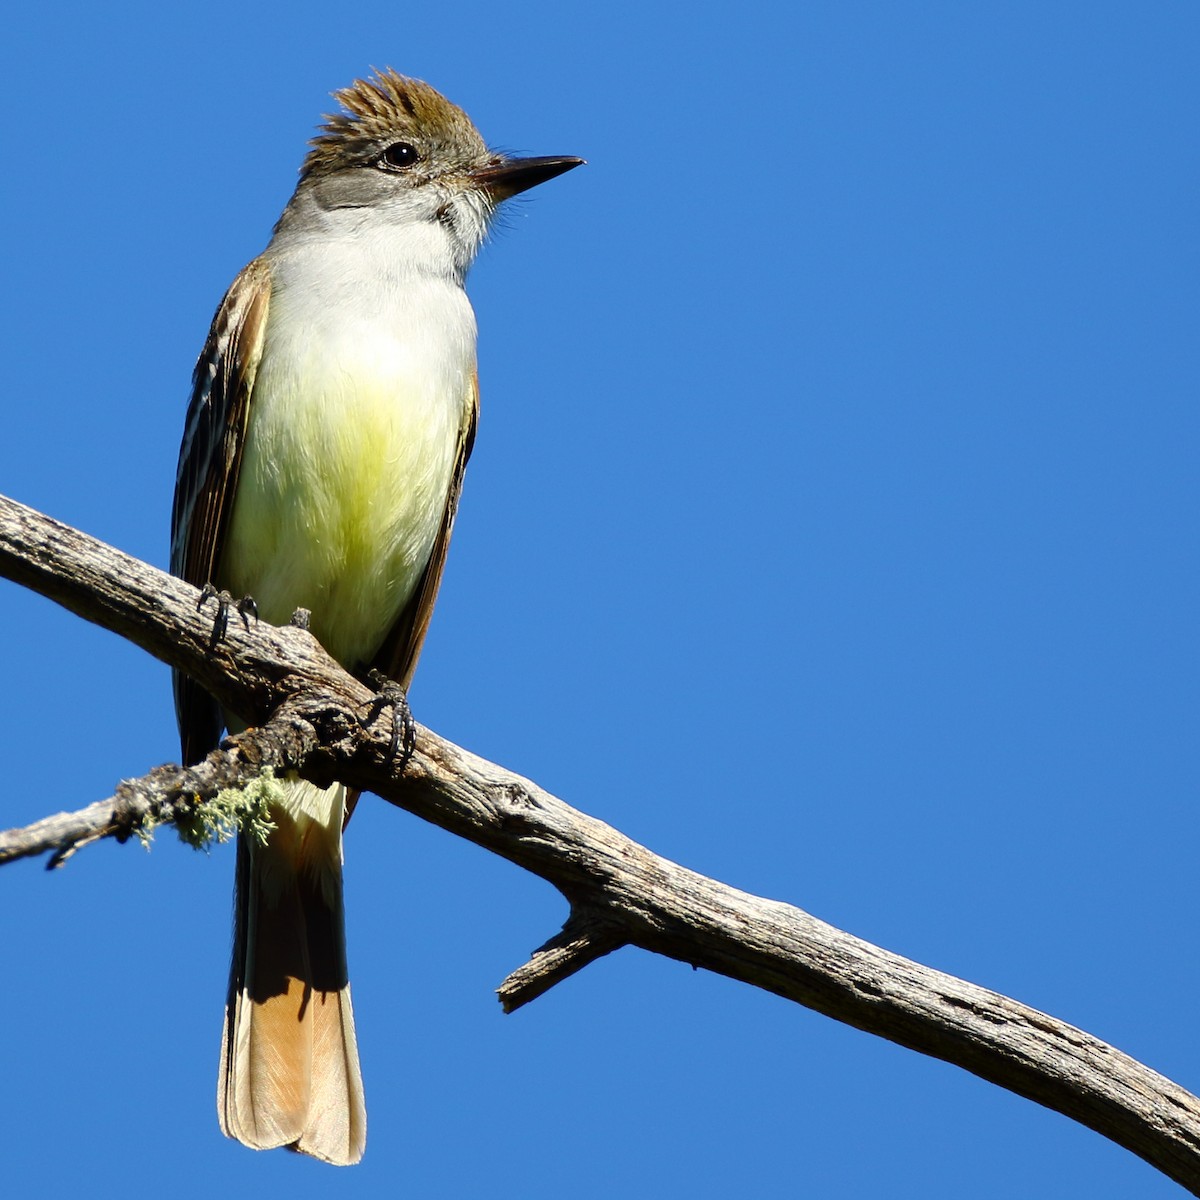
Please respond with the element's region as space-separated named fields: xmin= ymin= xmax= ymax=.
xmin=377 ymin=142 xmax=420 ymax=171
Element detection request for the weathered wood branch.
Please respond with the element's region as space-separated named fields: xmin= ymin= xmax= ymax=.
xmin=0 ymin=713 xmax=316 ymax=868
xmin=2 ymin=488 xmax=1199 ymax=1194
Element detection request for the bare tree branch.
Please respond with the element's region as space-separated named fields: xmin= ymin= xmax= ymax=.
xmin=498 ymin=909 xmax=628 ymax=1012
xmin=0 ymin=714 xmax=315 ymax=868
xmin=3 ymin=488 xmax=1199 ymax=1195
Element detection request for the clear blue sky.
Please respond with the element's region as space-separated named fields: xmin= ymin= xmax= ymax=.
xmin=1 ymin=3 xmax=1197 ymax=1196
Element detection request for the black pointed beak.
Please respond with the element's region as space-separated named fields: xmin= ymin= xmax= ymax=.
xmin=472 ymin=155 xmax=585 ymax=199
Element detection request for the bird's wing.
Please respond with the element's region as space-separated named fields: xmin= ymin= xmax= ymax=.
xmin=369 ymin=370 xmax=479 ymax=691
xmin=170 ymin=257 xmax=272 ymax=765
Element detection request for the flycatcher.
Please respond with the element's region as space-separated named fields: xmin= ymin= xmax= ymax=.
xmin=170 ymin=70 xmax=581 ymax=1165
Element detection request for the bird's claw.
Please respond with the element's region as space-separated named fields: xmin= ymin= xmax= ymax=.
xmin=198 ymin=584 xmax=258 ymax=649
xmin=362 ymin=669 xmax=416 ymax=768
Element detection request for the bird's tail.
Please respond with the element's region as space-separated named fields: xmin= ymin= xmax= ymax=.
xmin=218 ymin=780 xmax=366 ymax=1165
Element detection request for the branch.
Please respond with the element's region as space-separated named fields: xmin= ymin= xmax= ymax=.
xmin=3 ymin=489 xmax=1199 ymax=1194
xmin=0 ymin=713 xmax=315 ymax=868
xmin=497 ymin=908 xmax=628 ymax=1012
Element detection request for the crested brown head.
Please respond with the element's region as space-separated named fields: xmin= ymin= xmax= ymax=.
xmin=273 ymin=69 xmax=583 ymax=275
xmin=301 ymin=70 xmax=490 ymax=182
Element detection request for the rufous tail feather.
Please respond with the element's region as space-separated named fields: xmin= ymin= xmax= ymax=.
xmin=218 ymin=780 xmax=366 ymax=1165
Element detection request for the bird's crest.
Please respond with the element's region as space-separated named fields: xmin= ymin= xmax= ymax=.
xmin=301 ymin=69 xmax=487 ymax=178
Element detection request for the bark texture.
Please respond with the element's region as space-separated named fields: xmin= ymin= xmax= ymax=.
xmin=2 ymin=490 xmax=1198 ymax=1194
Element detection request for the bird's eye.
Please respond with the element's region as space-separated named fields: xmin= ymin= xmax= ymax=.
xmin=377 ymin=142 xmax=420 ymax=171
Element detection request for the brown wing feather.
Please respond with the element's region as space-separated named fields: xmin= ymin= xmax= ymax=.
xmin=170 ymin=258 xmax=271 ymax=765
xmin=368 ymin=370 xmax=479 ymax=690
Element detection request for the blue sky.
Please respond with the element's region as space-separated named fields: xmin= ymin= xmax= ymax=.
xmin=1 ymin=2 xmax=1197 ymax=1196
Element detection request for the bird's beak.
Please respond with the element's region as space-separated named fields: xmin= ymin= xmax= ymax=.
xmin=472 ymin=155 xmax=585 ymax=199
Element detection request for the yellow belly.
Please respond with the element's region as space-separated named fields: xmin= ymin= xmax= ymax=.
xmin=221 ymin=337 xmax=468 ymax=670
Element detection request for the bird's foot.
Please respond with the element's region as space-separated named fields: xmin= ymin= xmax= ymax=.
xmin=197 ymin=584 xmax=258 ymax=650
xmin=363 ymin=669 xmax=416 ymax=768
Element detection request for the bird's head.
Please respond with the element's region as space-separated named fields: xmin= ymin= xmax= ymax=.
xmin=281 ymin=69 xmax=583 ymax=276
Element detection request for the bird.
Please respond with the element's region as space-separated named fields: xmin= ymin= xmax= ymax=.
xmin=169 ymin=69 xmax=582 ymax=1165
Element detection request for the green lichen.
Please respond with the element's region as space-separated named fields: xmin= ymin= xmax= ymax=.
xmin=138 ymin=770 xmax=281 ymax=852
